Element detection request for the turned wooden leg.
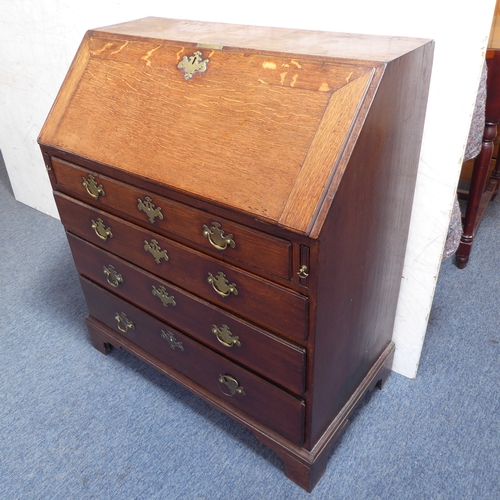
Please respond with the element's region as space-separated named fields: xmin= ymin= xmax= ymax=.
xmin=455 ymin=121 xmax=497 ymax=269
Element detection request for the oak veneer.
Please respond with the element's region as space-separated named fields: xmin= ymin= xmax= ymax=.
xmin=39 ymin=17 xmax=433 ymax=492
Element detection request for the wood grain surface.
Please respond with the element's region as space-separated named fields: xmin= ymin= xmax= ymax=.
xmin=41 ymin=24 xmax=382 ymax=235
xmin=49 ymin=41 xmax=331 ymax=224
xmin=93 ymin=17 xmax=430 ymax=62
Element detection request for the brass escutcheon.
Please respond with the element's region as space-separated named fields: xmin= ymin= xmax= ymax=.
xmin=152 ymin=285 xmax=176 ymax=307
xmin=144 ymin=239 xmax=169 ymax=264
xmin=137 ymin=196 xmax=164 ymax=224
xmin=202 ymin=222 xmax=235 ymax=251
xmin=218 ymin=374 xmax=245 ymax=396
xmin=103 ymin=264 xmax=123 ymax=288
xmin=177 ymin=51 xmax=209 ymax=80
xmin=207 ymin=271 xmax=238 ymax=298
xmin=91 ymin=218 xmax=113 ymax=241
xmin=82 ymin=174 xmax=105 ymax=200
xmin=115 ymin=312 xmax=134 ymax=333
xmin=161 ymin=330 xmax=184 ymax=351
xmin=297 ymin=265 xmax=309 ymax=279
xmin=212 ymin=324 xmax=241 ymax=348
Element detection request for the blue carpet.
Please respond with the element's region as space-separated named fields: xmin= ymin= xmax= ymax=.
xmin=0 ymin=156 xmax=499 ymax=499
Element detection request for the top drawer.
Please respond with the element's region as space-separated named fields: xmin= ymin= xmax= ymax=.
xmin=50 ymin=157 xmax=291 ymax=280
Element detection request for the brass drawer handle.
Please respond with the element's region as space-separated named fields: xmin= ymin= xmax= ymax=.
xmin=297 ymin=265 xmax=309 ymax=279
xmin=161 ymin=330 xmax=184 ymax=351
xmin=144 ymin=239 xmax=169 ymax=264
xmin=202 ymin=222 xmax=235 ymax=251
xmin=82 ymin=174 xmax=105 ymax=200
xmin=212 ymin=324 xmax=241 ymax=348
xmin=207 ymin=271 xmax=238 ymax=298
xmin=103 ymin=264 xmax=123 ymax=288
xmin=91 ymin=218 xmax=113 ymax=240
xmin=137 ymin=196 xmax=164 ymax=224
xmin=219 ymin=374 xmax=245 ymax=396
xmin=115 ymin=312 xmax=134 ymax=333
xmin=152 ymin=285 xmax=176 ymax=307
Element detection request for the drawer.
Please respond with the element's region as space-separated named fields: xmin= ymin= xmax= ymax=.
xmin=55 ymin=192 xmax=308 ymax=341
xmin=80 ymin=277 xmax=305 ymax=446
xmin=67 ymin=233 xmax=306 ymax=394
xmin=50 ymin=157 xmax=292 ymax=280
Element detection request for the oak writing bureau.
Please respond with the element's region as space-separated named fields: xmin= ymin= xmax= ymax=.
xmin=38 ymin=17 xmax=433 ymax=492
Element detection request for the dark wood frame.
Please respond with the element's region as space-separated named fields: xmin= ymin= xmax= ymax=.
xmin=456 ymin=49 xmax=500 ymax=268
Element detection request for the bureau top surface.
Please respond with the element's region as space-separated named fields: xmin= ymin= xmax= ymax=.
xmin=40 ymin=17 xmax=432 ymax=236
xmin=93 ymin=17 xmax=429 ymax=62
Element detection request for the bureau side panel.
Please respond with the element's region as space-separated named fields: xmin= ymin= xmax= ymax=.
xmin=307 ymin=42 xmax=434 ymax=446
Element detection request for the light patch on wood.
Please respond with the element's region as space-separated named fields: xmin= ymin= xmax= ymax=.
xmin=319 ymin=82 xmax=330 ymax=92
xmin=280 ymin=72 xmax=288 ymax=85
xmin=258 ymin=79 xmax=268 ymax=84
xmin=176 ymin=47 xmax=185 ymax=62
xmin=110 ymin=41 xmax=129 ymax=55
xmin=124 ymin=81 xmax=137 ymax=92
xmin=346 ymin=72 xmax=353 ymax=83
xmin=141 ymin=46 xmax=161 ymax=67
xmin=291 ymin=60 xmax=302 ymax=69
xmin=91 ymin=42 xmax=113 ymax=56
xmin=291 ymin=74 xmax=298 ymax=87
xmin=262 ymin=61 xmax=277 ymax=70
xmin=219 ymin=96 xmax=244 ymax=105
xmin=282 ymin=63 xmax=290 ymax=68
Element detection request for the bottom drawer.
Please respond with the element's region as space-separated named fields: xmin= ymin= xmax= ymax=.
xmin=80 ymin=276 xmax=305 ymax=445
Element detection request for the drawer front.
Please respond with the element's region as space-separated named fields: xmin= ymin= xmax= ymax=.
xmin=67 ymin=233 xmax=306 ymax=394
xmin=80 ymin=277 xmax=305 ymax=445
xmin=55 ymin=192 xmax=308 ymax=341
xmin=51 ymin=157 xmax=291 ymax=280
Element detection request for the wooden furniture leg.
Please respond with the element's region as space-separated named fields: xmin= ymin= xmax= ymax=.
xmin=456 ymin=49 xmax=500 ymax=268
xmin=254 ymin=343 xmax=394 ymax=492
xmin=455 ymin=121 xmax=497 ymax=268
xmin=87 ymin=317 xmax=114 ymax=354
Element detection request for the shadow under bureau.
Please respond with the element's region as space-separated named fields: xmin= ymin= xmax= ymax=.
xmin=38 ymin=17 xmax=433 ymax=492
